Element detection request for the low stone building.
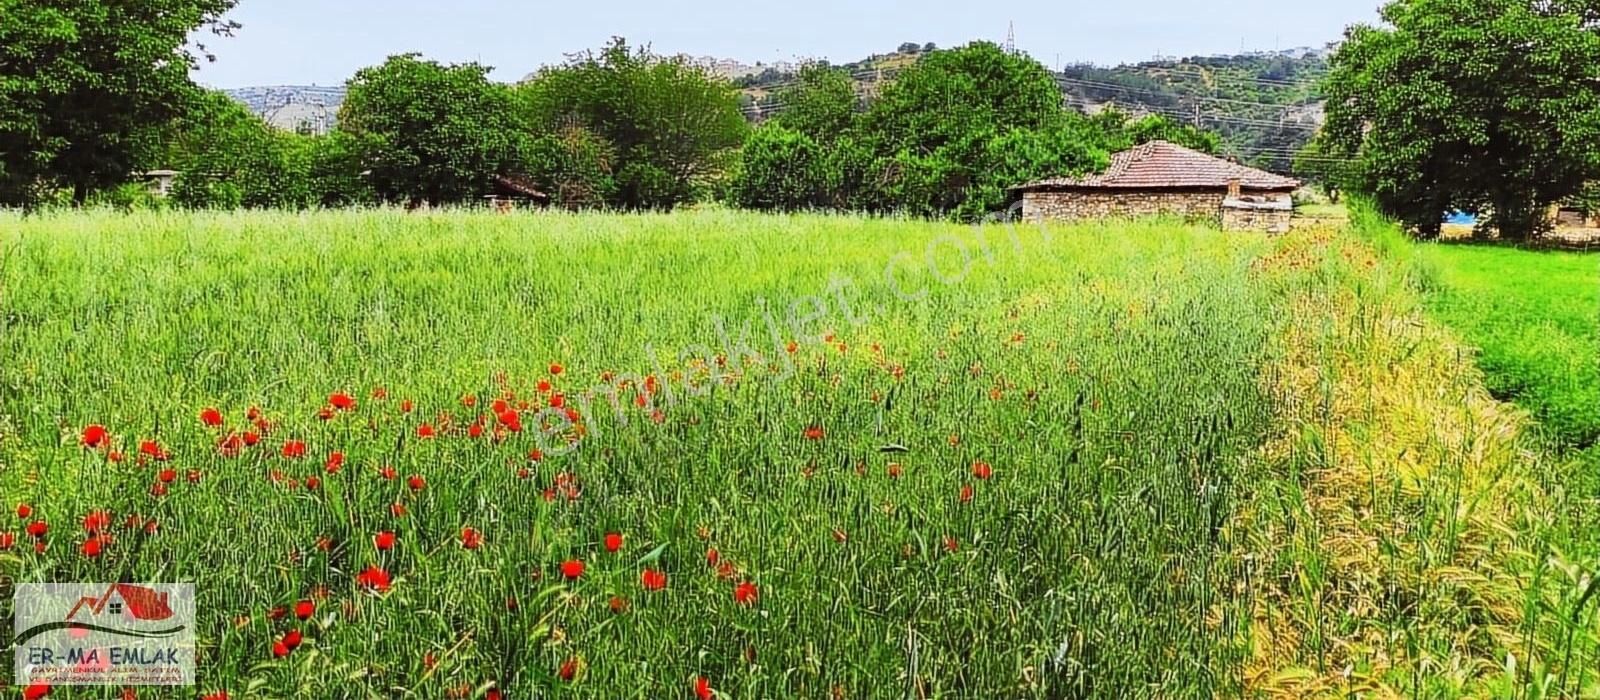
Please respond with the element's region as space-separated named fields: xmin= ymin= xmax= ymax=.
xmin=1011 ymin=141 xmax=1300 ymax=233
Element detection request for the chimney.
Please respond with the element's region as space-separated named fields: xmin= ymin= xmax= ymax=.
xmin=1227 ymin=178 xmax=1241 ymax=199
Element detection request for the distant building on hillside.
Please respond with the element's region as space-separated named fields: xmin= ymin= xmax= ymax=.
xmin=1010 ymin=141 xmax=1300 ymax=233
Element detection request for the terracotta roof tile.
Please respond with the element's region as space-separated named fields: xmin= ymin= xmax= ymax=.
xmin=1013 ymin=141 xmax=1300 ymax=191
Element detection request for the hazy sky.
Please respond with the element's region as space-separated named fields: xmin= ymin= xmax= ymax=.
xmin=192 ymin=0 xmax=1383 ymax=88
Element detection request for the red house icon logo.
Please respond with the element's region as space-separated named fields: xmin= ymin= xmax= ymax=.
xmin=63 ymin=584 xmax=175 ymax=622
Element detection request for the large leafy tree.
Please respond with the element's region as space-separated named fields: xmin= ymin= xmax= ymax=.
xmin=162 ymin=90 xmax=317 ymax=209
xmin=856 ymin=42 xmax=1109 ymax=219
xmin=1322 ymin=0 xmax=1600 ymax=239
xmin=517 ymin=38 xmax=747 ymax=210
xmin=0 ymin=0 xmax=239 ymax=208
xmin=338 ymin=54 xmax=527 ymax=206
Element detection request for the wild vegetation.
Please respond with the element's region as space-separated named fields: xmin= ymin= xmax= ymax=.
xmin=0 ymin=209 xmax=1595 ymax=698
xmin=1419 ymin=243 xmax=1600 ymax=450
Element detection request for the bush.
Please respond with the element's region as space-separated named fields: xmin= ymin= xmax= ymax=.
xmin=732 ymin=124 xmax=828 ymax=212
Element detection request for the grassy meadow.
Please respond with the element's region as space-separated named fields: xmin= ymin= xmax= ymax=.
xmin=1418 ymin=242 xmax=1600 ymax=450
xmin=0 ymin=208 xmax=1594 ymax=698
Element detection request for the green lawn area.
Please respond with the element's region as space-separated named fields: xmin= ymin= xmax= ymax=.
xmin=1420 ymin=242 xmax=1600 ymax=448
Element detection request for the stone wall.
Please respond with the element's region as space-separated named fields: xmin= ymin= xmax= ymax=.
xmin=1220 ymin=205 xmax=1293 ymax=234
xmin=1021 ymin=190 xmax=1225 ymax=225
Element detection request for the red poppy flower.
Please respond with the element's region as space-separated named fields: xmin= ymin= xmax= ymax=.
xmin=407 ymin=475 xmax=426 ymax=492
xmin=150 ymin=482 xmax=168 ymax=497
xmin=83 ymin=510 xmax=111 ymax=533
xmin=325 ymin=452 xmax=344 ymax=474
xmin=959 ymin=484 xmax=974 ymax=503
xmin=641 ymin=568 xmax=667 ymax=591
xmin=400 ymin=399 xmax=414 ymax=414
xmin=138 ymin=440 xmax=169 ymax=461
xmin=81 ymin=537 xmax=104 ymax=558
xmin=281 ymin=441 xmax=307 ymax=459
xmin=374 ymin=531 xmax=396 ymax=551
xmin=243 ymin=431 xmax=261 ymax=447
xmin=705 ymin=548 xmax=720 ymax=566
xmin=496 ymin=409 xmax=522 ymax=432
xmin=371 ymin=386 xmax=388 ymax=400
xmin=537 ymin=380 xmax=552 ymax=393
xmin=416 ymin=424 xmax=435 ymax=439
xmin=467 ymin=422 xmax=484 ymax=439
xmin=81 ymin=425 xmax=108 ymax=449
xmin=329 ymin=392 xmax=356 ymax=411
xmin=460 ymin=527 xmax=482 ymax=550
xmin=486 ymin=689 xmax=502 ymax=700
xmin=200 ymin=693 xmax=228 ymax=700
xmin=187 ymin=470 xmax=202 ymax=483
xmin=390 ymin=503 xmax=407 ymax=518
xmin=304 ymin=476 xmax=321 ymax=490
xmin=294 ymin=600 xmax=314 ymax=620
xmin=271 ymin=640 xmax=290 ymax=658
xmin=972 ymin=461 xmax=993 ymax=480
xmin=199 ymin=407 xmax=224 ymax=427
xmin=804 ymin=425 xmax=825 ymax=441
xmin=16 ymin=503 xmax=31 ymax=519
xmin=157 ymin=469 xmax=176 ymax=484
xmin=379 ymin=465 xmax=397 ymax=480
xmin=558 ymin=656 xmax=578 ymax=681
xmin=26 ymin=520 xmax=47 ymax=538
xmin=516 ymin=467 xmax=531 ymax=480
xmin=549 ymin=363 xmax=564 ymax=376
xmin=943 ymin=536 xmax=959 ymax=553
xmin=23 ymin=682 xmax=51 ymax=700
xmin=281 ymin=629 xmax=303 ymax=650
xmin=694 ymin=676 xmax=712 ymax=700
xmin=734 ymin=581 xmax=759 ymax=606
xmin=0 ymin=532 xmax=15 ymax=550
xmin=217 ymin=433 xmax=244 ymax=457
xmin=603 ymin=532 xmax=623 ymax=553
xmin=550 ymin=393 xmax=565 ymax=409
xmin=357 ymin=565 xmax=391 ymax=592
xmin=560 ymin=559 xmax=585 ymax=580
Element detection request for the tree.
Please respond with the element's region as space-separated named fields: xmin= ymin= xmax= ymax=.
xmin=770 ymin=65 xmax=859 ymax=145
xmin=0 ymin=0 xmax=239 ymax=208
xmin=732 ymin=123 xmax=828 ymax=212
xmin=524 ymin=123 xmax=617 ymax=209
xmin=1322 ymin=0 xmax=1600 ymax=239
xmin=161 ymin=91 xmax=316 ymax=209
xmin=338 ymin=54 xmax=527 ymax=206
xmin=517 ymin=38 xmax=746 ymax=210
xmin=1122 ymin=114 xmax=1221 ymax=154
xmin=898 ymin=42 xmax=923 ymax=54
xmin=856 ymin=42 xmax=1099 ymax=219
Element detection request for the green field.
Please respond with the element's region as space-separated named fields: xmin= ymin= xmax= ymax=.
xmin=0 ymin=210 xmax=1594 ymax=698
xmin=1419 ymin=242 xmax=1600 ymax=449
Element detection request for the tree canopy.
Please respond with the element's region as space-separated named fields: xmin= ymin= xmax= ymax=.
xmin=339 ymin=54 xmax=527 ymax=206
xmin=1322 ymin=0 xmax=1600 ymax=238
xmin=0 ymin=0 xmax=239 ymax=207
xmin=517 ymin=38 xmax=747 ymax=210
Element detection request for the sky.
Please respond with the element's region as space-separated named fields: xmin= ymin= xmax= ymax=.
xmin=192 ymin=0 xmax=1383 ymax=89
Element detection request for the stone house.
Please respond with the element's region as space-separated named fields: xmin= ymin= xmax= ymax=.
xmin=1010 ymin=141 xmax=1300 ymax=233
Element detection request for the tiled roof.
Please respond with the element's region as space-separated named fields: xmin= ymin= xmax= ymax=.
xmin=1012 ymin=141 xmax=1301 ymax=191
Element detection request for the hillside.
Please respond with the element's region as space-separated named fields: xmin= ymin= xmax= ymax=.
xmin=224 ymin=47 xmax=1331 ymax=173
xmin=224 ymin=85 xmax=345 ymax=135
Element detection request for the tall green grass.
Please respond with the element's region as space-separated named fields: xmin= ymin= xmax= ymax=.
xmin=0 ymin=209 xmax=1283 ymax=698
